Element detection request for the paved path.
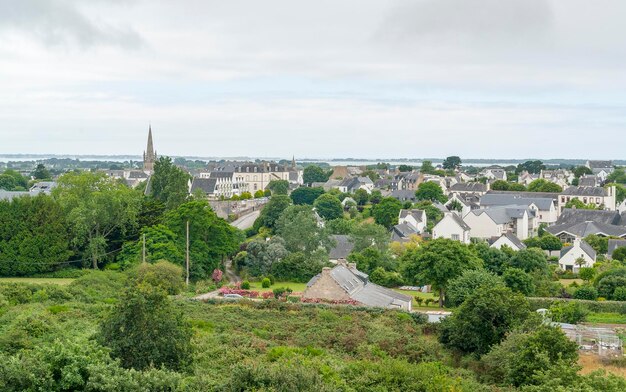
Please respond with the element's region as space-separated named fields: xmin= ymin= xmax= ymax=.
xmin=194 ymin=260 xmax=241 ymax=300
xmin=231 ymin=210 xmax=260 ymax=230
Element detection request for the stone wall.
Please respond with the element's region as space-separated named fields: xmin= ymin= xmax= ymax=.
xmin=302 ymin=268 xmax=350 ymax=301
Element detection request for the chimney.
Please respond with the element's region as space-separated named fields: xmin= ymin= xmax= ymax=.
xmin=336 ymin=258 xmax=347 ymax=267
xmin=321 ymin=267 xmax=331 ymax=276
xmin=348 ymin=263 xmax=357 ymax=270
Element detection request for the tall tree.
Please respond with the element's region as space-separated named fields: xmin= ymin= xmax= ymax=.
xmin=150 ymin=156 xmax=191 ymax=210
xmin=303 ymin=165 xmax=329 ymax=185
xmin=267 ymin=179 xmax=289 ymax=195
xmin=313 ymin=193 xmax=343 ymax=220
xmin=415 ymin=182 xmax=447 ymax=203
xmin=420 ymin=160 xmax=435 ymax=174
xmin=527 ymin=179 xmax=562 ymax=193
xmin=31 ymin=163 xmax=51 ymax=180
xmin=290 ymin=187 xmax=325 ymax=205
xmin=442 ymin=156 xmax=462 ymax=170
xmin=256 ymin=194 xmax=292 ymax=231
xmin=275 ymin=205 xmax=333 ymax=254
xmin=54 ymin=172 xmax=140 ymax=269
xmin=402 ymin=238 xmax=482 ymax=307
xmin=350 ymin=222 xmax=390 ymax=253
xmin=371 ymin=197 xmax=402 ymax=228
xmin=515 ymin=160 xmax=545 ymax=174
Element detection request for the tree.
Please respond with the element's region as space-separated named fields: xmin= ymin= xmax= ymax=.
xmin=419 ymin=160 xmax=435 ymax=174
xmin=472 ymin=242 xmax=511 ymax=275
xmin=369 ymin=189 xmax=383 ymax=204
xmin=606 ymin=183 xmax=626 ymax=204
xmin=573 ymin=166 xmax=592 ymax=178
xmin=0 ymin=175 xmax=18 ymax=191
xmin=414 ymin=182 xmax=447 ymax=203
xmin=606 ymin=168 xmax=626 ymax=184
xmin=0 ymin=194 xmax=72 ymax=276
xmin=31 ymin=163 xmax=51 ymax=180
xmin=490 ymin=180 xmax=510 ymax=191
xmin=578 ymin=267 xmax=596 ymax=282
xmin=133 ymin=260 xmax=184 ymax=295
xmin=397 ymin=164 xmax=413 ymax=172
xmin=515 ymin=160 xmax=545 ymax=174
xmin=98 ymin=282 xmax=192 ymax=371
xmin=350 ymin=222 xmax=389 ymax=253
xmin=256 ymin=194 xmax=292 ymax=230
xmin=442 ymin=156 xmax=461 ymax=170
xmin=508 ymin=183 xmax=527 ymax=191
xmin=539 ymin=235 xmax=563 ymax=251
xmin=0 ymin=169 xmax=28 ymax=190
xmin=348 ymin=246 xmax=395 ymax=275
xmin=353 ymin=189 xmax=369 ymax=206
xmin=371 ymin=197 xmax=402 ymax=229
xmin=118 ymin=225 xmax=183 ymax=268
xmin=164 ymin=200 xmax=242 ymax=279
xmin=446 ymin=269 xmax=504 ymax=307
xmin=584 ymin=234 xmax=609 ymax=254
xmin=527 ymin=179 xmax=562 ymax=193
xmin=573 ymin=285 xmax=598 ymax=300
xmin=481 ymin=323 xmax=578 ymax=387
xmin=415 ymin=200 xmax=444 ymax=233
xmin=270 ymin=251 xmax=328 ymax=283
xmin=438 ymin=286 xmax=530 ymax=355
xmin=275 ymin=205 xmax=333 ymax=255
xmin=564 ymin=198 xmax=596 ymax=210
xmin=54 ymin=171 xmax=140 ymax=269
xmin=240 ymin=191 xmax=253 ymax=200
xmin=508 ymin=248 xmax=548 ymax=274
xmin=149 ymin=157 xmax=191 ymax=210
xmin=313 ymin=194 xmax=343 ymax=220
xmin=267 ymin=180 xmax=289 ymax=195
xmin=254 ymin=190 xmax=265 ymax=198
xmin=290 ymin=187 xmax=325 ymax=205
xmin=612 ymin=246 xmax=626 ymax=262
xmin=303 ymin=165 xmax=329 ymax=185
xmin=244 ymin=237 xmax=289 ymax=276
xmin=503 ymin=267 xmax=535 ymax=295
xmin=402 ymin=238 xmax=482 ymax=307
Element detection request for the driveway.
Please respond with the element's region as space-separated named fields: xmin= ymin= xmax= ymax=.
xmin=231 ymin=210 xmax=260 ymax=230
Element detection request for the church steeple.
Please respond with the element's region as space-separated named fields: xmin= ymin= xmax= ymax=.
xmin=291 ymin=155 xmax=296 ymax=169
xmin=143 ymin=125 xmax=156 ymax=173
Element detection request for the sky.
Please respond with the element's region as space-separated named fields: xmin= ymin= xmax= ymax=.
xmin=0 ymin=0 xmax=625 ymax=159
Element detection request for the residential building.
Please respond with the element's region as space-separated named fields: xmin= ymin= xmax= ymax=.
xmin=329 ymin=235 xmax=355 ymax=263
xmin=391 ymin=223 xmax=419 ymax=243
xmin=608 ymin=239 xmax=626 ymax=259
xmin=480 ymin=166 xmax=507 ymax=181
xmin=558 ymin=239 xmax=596 ymax=272
xmin=463 ymin=205 xmax=536 ymax=240
xmin=448 ymin=182 xmax=488 ymax=196
xmin=432 ymin=212 xmax=471 ymax=244
xmin=398 ymin=209 xmax=427 ymax=233
xmin=586 ymin=160 xmax=614 ymax=182
xmin=444 ymin=194 xmax=473 ymax=217
xmin=479 ymin=193 xmax=558 ymax=225
xmin=303 ymin=260 xmax=412 ymax=310
xmin=390 ymin=189 xmax=417 ymax=202
xmin=547 ymin=221 xmax=626 ymax=243
xmin=539 ymin=169 xmax=574 ymax=189
xmin=555 ymin=208 xmax=624 ymax=226
xmin=337 ymin=177 xmax=374 ymax=194
xmin=490 ymin=232 xmax=527 ymax=251
xmin=518 ymin=171 xmax=539 ymax=186
xmin=578 ymin=175 xmax=600 ymax=187
xmin=558 ymin=186 xmax=617 ymax=213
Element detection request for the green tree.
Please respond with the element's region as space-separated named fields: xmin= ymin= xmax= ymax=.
xmin=244 ymin=237 xmax=289 ymax=276
xmin=442 ymin=156 xmax=461 ymax=170
xmin=149 ymin=156 xmax=191 ymax=210
xmin=118 ymin=225 xmax=183 ymax=268
xmin=267 ymin=180 xmax=289 ymax=195
xmin=350 ymin=222 xmax=389 ymax=253
xmin=527 ymin=179 xmax=562 ymax=193
xmin=290 ymin=187 xmax=325 ymax=205
xmin=573 ymin=285 xmax=598 ymax=300
xmin=490 ymin=180 xmax=510 ymax=191
xmin=414 ymin=182 xmax=447 ymax=203
xmin=606 ymin=183 xmax=626 ymax=204
xmin=419 ymin=160 xmax=435 ymax=174
xmin=539 ymin=235 xmax=563 ymax=251
xmin=606 ymin=168 xmax=626 ymax=184
xmin=133 ymin=260 xmax=184 ymax=295
xmin=98 ymin=282 xmax=192 ymax=371
xmin=573 ymin=165 xmax=592 ymax=178
xmin=256 ymin=194 xmax=292 ymax=231
xmin=0 ymin=175 xmax=18 ymax=191
xmin=270 ymin=251 xmax=328 ymax=283
xmin=472 ymin=242 xmax=511 ymax=275
xmin=371 ymin=197 xmax=403 ymax=229
xmin=439 ymin=285 xmax=530 ymax=355
xmin=515 ymin=160 xmax=545 ymax=174
xmin=1 ymin=169 xmax=28 ymax=190
xmin=31 ymin=163 xmax=51 ymax=180
xmin=503 ymin=267 xmax=535 ymax=295
xmin=353 ymin=188 xmax=369 ymax=206
xmin=402 ymin=238 xmax=482 ymax=307
xmin=54 ymin=171 xmax=140 ymax=269
xmin=348 ymin=246 xmax=395 ymax=275
xmin=397 ymin=164 xmax=413 ymax=172
xmin=612 ymin=246 xmax=626 ymax=262
xmin=508 ymin=248 xmax=548 ymax=273
xmin=313 ymin=193 xmax=343 ymax=220
xmin=446 ymin=269 xmax=504 ymax=307
xmin=254 ymin=190 xmax=265 ymax=198
xmin=275 ymin=205 xmax=333 ymax=254
xmin=584 ymin=234 xmax=609 ymax=254
xmin=164 ymin=200 xmax=242 ymax=279
xmin=564 ymin=198 xmax=597 ymax=210
xmin=303 ymin=165 xmax=329 ymax=185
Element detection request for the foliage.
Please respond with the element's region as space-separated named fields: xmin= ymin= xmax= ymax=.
xmin=275 ymin=205 xmax=333 ymax=255
xmin=31 ymin=163 xmax=52 ymax=180
xmin=0 ymin=194 xmax=72 ymax=276
xmin=244 ymin=237 xmax=289 ymax=277
xmin=256 ymin=194 xmax=292 ymax=231
xmin=508 ymin=248 xmax=549 ymax=274
xmin=515 ymin=160 xmax=545 ymax=174
xmin=606 ymin=168 xmax=626 ymax=184
xmin=573 ymin=285 xmax=598 ymax=300
xmin=402 ymin=238 xmax=482 ymax=307
xmin=472 ymin=243 xmax=510 ymax=275
xmin=241 ymin=280 xmax=250 ymax=289
xmin=131 ymin=260 xmax=184 ymax=295
xmin=353 ymin=188 xmax=369 ymax=206
xmin=261 ymin=278 xmax=271 ymax=288
xmin=548 ymin=301 xmax=588 ymax=324
xmin=349 ymin=222 xmax=389 ymax=253
xmin=446 ymin=269 xmax=504 ymax=307
xmin=564 ymin=198 xmax=598 ymax=210
xmin=303 ymin=166 xmax=329 ymax=185
xmin=612 ymin=246 xmax=626 ymax=261
xmin=439 ymin=286 xmax=530 ymax=355
xmin=490 ymin=180 xmax=510 ymax=191
xmin=117 ymin=225 xmax=183 ymax=268
xmin=527 ymin=179 xmax=562 ymax=193
xmin=369 ymin=267 xmax=404 ymax=287
xmin=348 ymin=246 xmax=395 ymax=275
xmin=267 ymin=180 xmax=289 ymax=195
xmin=54 ymin=171 xmax=140 ymax=269
xmin=98 ymin=282 xmax=193 ymax=371
xmin=584 ymin=234 xmax=609 ymax=254
xmin=442 ymin=156 xmax=462 ymax=170
xmin=578 ymin=267 xmax=596 ymax=282
xmin=397 ymin=164 xmax=413 ymax=172
xmin=415 ymin=200 xmax=444 ymax=232
xmin=503 ymin=268 xmax=535 ymax=295
xmin=419 ymin=160 xmax=435 ymax=174
xmin=290 ymin=187 xmax=325 ymax=205
xmin=313 ymin=194 xmax=342 ymax=221
xmin=523 ymin=234 xmax=562 ymax=251
xmin=149 ymin=156 xmax=191 ymax=210
xmin=573 ymin=165 xmax=592 ymax=178
xmin=271 ymin=251 xmax=328 ymax=283
xmin=371 ymin=197 xmax=403 ymax=229
xmin=414 ymin=181 xmax=447 ymax=203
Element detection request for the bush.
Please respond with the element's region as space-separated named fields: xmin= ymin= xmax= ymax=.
xmin=132 ymin=261 xmax=184 ymax=295
xmin=272 ymin=287 xmax=293 ymax=299
xmin=528 ymin=297 xmax=626 ymax=314
xmin=549 ymin=301 xmax=588 ymax=324
xmin=68 ymin=271 xmax=128 ymax=303
xmin=241 ymin=281 xmax=251 ymax=290
xmin=573 ymin=285 xmax=598 ymax=300
xmin=261 ymin=278 xmax=271 ymax=288
xmin=446 ymin=269 xmax=504 ymax=307
xmin=613 ymin=287 xmax=626 ymax=301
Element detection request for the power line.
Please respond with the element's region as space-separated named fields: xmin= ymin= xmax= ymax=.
xmin=0 ymin=246 xmax=124 ymax=266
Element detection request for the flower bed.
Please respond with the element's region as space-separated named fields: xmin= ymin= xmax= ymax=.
xmin=301 ymin=297 xmax=361 ymax=306
xmin=218 ymin=288 xmax=259 ymax=298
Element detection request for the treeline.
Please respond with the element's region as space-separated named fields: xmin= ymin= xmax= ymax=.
xmin=0 ymin=157 xmax=242 ymax=278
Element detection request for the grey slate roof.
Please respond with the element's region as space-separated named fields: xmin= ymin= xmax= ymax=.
xmin=449 ymin=212 xmax=471 ymax=231
xmin=502 ymin=232 xmax=527 ymax=250
xmin=487 ymin=190 xmax=559 ymax=201
xmin=190 ymin=178 xmax=217 ymax=194
xmin=578 ymin=175 xmax=600 ymax=187
xmin=390 ymin=189 xmax=417 ymax=201
xmin=480 ymin=193 xmax=554 ymax=211
xmin=399 ymin=209 xmax=425 ymax=222
xmin=560 ymin=240 xmax=597 ymax=259
xmin=587 ymin=160 xmax=613 ymax=170
xmin=547 ymin=221 xmax=626 ymax=239
xmin=608 ymin=239 xmax=626 ymax=258
xmin=561 ymin=187 xmax=608 ymax=197
xmin=449 ymin=182 xmax=487 ymax=193
xmin=329 ymin=235 xmax=355 ymax=260
xmin=555 ymin=209 xmax=622 ymax=226
xmin=0 ymin=190 xmax=29 ymax=201
xmin=392 ymin=223 xmax=418 ymax=241
xmin=468 ymin=205 xmax=530 ymax=225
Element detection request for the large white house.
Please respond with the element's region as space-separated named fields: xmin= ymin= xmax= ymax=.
xmin=480 ymin=193 xmax=558 ymax=225
xmin=490 ymin=232 xmax=527 ymax=252
xmin=398 ymin=209 xmax=427 ymax=233
xmin=558 ymin=239 xmax=596 ymax=272
xmin=432 ymin=212 xmax=471 ymax=244
xmin=463 ymin=205 xmax=536 ymax=241
xmin=558 ymin=186 xmax=617 ymax=214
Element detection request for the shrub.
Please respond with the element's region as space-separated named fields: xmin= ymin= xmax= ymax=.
xmin=613 ymin=287 xmax=626 ymax=301
xmin=133 ymin=261 xmax=184 ymax=295
xmin=446 ymin=269 xmax=504 ymax=307
xmin=549 ymin=301 xmax=588 ymax=324
xmin=194 ymin=280 xmax=216 ymax=294
xmin=68 ymin=271 xmax=128 ymax=303
xmin=261 ymin=278 xmax=271 ymax=288
xmin=241 ymin=281 xmax=251 ymax=290
xmin=573 ymin=285 xmax=598 ymax=300
xmin=272 ymin=287 xmax=293 ymax=299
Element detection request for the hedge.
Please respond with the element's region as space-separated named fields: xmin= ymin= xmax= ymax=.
xmin=528 ymin=297 xmax=626 ymax=314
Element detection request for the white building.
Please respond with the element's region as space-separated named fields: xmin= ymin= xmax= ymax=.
xmin=432 ymin=212 xmax=471 ymax=244
xmin=463 ymin=205 xmax=536 ymax=241
xmin=490 ymin=232 xmax=527 ymax=252
xmin=558 ymin=186 xmax=617 ymax=214
xmin=558 ymin=239 xmax=596 ymax=272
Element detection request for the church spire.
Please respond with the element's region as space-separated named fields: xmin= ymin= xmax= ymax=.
xmin=291 ymin=155 xmax=296 ymax=169
xmin=143 ymin=125 xmax=156 ymax=173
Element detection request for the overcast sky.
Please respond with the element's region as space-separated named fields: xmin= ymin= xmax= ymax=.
xmin=1 ymin=0 xmax=625 ymax=159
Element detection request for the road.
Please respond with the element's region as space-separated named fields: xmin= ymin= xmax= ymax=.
xmin=231 ymin=210 xmax=260 ymax=230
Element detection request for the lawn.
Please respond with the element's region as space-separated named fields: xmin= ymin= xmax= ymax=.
xmin=0 ymin=277 xmax=75 ymax=286
xmin=586 ymin=312 xmax=626 ymax=325
xmin=392 ymin=288 xmax=443 ymax=308
xmin=559 ymin=278 xmax=584 ymax=287
xmin=247 ymin=281 xmax=308 ymax=294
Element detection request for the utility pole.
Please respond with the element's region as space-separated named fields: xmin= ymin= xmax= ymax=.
xmin=142 ymin=233 xmax=146 ymax=263
xmin=186 ymin=220 xmax=190 ymax=286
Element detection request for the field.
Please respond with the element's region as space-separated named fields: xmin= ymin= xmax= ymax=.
xmin=586 ymin=313 xmax=626 ymax=325
xmin=0 ymin=277 xmax=75 ymax=285
xmin=579 ymin=353 xmax=626 ymax=378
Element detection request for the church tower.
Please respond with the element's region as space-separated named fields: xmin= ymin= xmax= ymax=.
xmin=143 ymin=125 xmax=157 ymax=174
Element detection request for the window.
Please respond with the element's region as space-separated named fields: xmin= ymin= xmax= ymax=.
xmin=451 ymin=234 xmax=460 ymax=241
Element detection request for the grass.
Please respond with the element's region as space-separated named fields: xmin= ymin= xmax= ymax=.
xmin=392 ymin=289 xmax=443 ymax=308
xmin=586 ymin=312 xmax=626 ymax=325
xmin=560 ymin=278 xmax=584 ymax=287
xmin=0 ymin=277 xmax=75 ymax=286
xmin=247 ymin=281 xmax=308 ymax=294
xmin=579 ymin=353 xmax=626 ymax=377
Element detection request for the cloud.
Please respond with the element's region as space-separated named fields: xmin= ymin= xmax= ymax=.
xmin=0 ymin=0 xmax=143 ymax=49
